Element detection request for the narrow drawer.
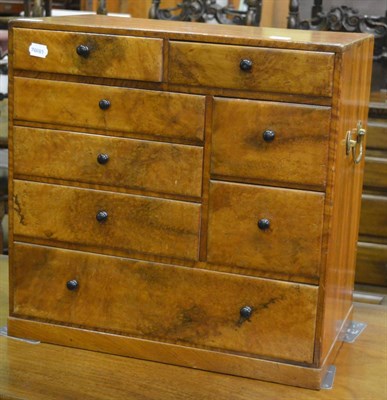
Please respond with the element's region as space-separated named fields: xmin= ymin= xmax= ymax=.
xmin=359 ymin=194 xmax=387 ymax=239
xmin=363 ymin=156 xmax=387 ymax=192
xmin=356 ymin=242 xmax=387 ymax=286
xmin=13 ymin=180 xmax=201 ymax=261
xmin=14 ymin=77 xmax=205 ymax=143
xmin=13 ymin=127 xmax=203 ymax=199
xmin=169 ymin=41 xmax=334 ymax=97
xmin=13 ymin=28 xmax=163 ymax=82
xmin=211 ymin=98 xmax=331 ymax=190
xmin=13 ymin=243 xmax=318 ymax=363
xmin=207 ymin=181 xmax=324 ymax=282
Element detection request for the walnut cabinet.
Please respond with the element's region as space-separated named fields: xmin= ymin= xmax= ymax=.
xmin=7 ymin=16 xmax=373 ymax=389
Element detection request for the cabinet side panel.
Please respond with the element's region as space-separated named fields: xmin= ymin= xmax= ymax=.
xmin=318 ymin=38 xmax=374 ymax=364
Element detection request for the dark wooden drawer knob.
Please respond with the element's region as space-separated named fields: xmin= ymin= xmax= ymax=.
xmin=240 ymin=59 xmax=253 ymax=72
xmin=97 ymin=153 xmax=109 ymax=165
xmin=263 ymin=130 xmax=275 ymax=142
xmin=240 ymin=306 xmax=253 ymax=319
xmin=76 ymin=44 xmax=90 ymax=58
xmin=66 ymin=279 xmax=79 ymax=291
xmin=258 ymin=218 xmax=270 ymax=230
xmin=99 ymin=99 xmax=111 ymax=110
xmin=96 ymin=210 xmax=108 ymax=222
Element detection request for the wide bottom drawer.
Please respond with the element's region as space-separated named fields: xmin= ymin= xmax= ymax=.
xmin=12 ymin=243 xmax=318 ymax=364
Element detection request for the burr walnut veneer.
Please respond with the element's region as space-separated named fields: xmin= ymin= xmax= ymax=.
xmin=7 ymin=16 xmax=373 ymax=389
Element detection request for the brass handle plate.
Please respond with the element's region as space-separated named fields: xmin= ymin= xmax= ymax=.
xmin=346 ymin=121 xmax=366 ymax=164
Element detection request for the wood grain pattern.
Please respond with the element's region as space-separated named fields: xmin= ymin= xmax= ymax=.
xmin=356 ymin=242 xmax=387 ymax=286
xmin=207 ymin=181 xmax=324 ymax=283
xmin=317 ymin=37 xmax=374 ymax=364
xmin=2 ymin=253 xmax=386 ymax=397
xmin=13 ymin=180 xmax=201 ymax=261
xmin=7 ymin=316 xmax=323 ymax=391
xmin=199 ymin=96 xmax=214 ymax=261
xmin=4 ymin=303 xmax=386 ymax=398
xmin=359 ymin=194 xmax=387 ymax=240
xmin=13 ymin=28 xmax=164 ymax=82
xmin=7 ymin=15 xmax=375 ymax=389
xmin=13 ymin=126 xmax=203 ymax=198
xmin=13 ymin=77 xmax=205 ymax=143
xmin=211 ymin=98 xmax=331 ymax=190
xmin=169 ymin=42 xmax=335 ymax=97
xmin=12 ymin=243 xmax=318 ymax=363
xmin=363 ymin=156 xmax=387 ymax=192
xmin=10 ymin=15 xmax=370 ymax=52
xmin=7 ymin=26 xmax=15 ymax=317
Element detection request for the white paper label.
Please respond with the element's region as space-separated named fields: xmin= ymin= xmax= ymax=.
xmin=29 ymin=43 xmax=48 ymax=58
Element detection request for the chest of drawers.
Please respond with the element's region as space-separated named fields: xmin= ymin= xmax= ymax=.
xmin=7 ymin=16 xmax=373 ymax=389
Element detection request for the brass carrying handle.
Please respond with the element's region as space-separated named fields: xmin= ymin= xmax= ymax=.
xmin=346 ymin=121 xmax=366 ymax=164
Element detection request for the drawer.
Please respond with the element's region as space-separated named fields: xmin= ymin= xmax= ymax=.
xmin=363 ymin=156 xmax=387 ymax=192
xmin=13 ymin=127 xmax=203 ymax=199
xmin=359 ymin=194 xmax=387 ymax=239
xmin=366 ymin=119 xmax=387 ymax=151
xmin=13 ymin=180 xmax=201 ymax=261
xmin=207 ymin=181 xmax=324 ymax=282
xmin=14 ymin=77 xmax=205 ymax=143
xmin=13 ymin=243 xmax=318 ymax=363
xmin=211 ymin=98 xmax=331 ymax=190
xmin=168 ymin=41 xmax=334 ymax=97
xmin=13 ymin=28 xmax=163 ymax=82
xmin=356 ymin=242 xmax=387 ymax=286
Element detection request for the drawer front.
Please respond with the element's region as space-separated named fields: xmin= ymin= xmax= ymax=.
xmin=13 ymin=243 xmax=318 ymax=363
xmin=14 ymin=77 xmax=205 ymax=142
xmin=359 ymin=194 xmax=387 ymax=239
xmin=169 ymin=41 xmax=334 ymax=97
xmin=13 ymin=127 xmax=203 ymax=199
xmin=211 ymin=98 xmax=331 ymax=189
xmin=207 ymin=181 xmax=324 ymax=282
xmin=13 ymin=180 xmax=201 ymax=261
xmin=356 ymin=242 xmax=387 ymax=286
xmin=363 ymin=156 xmax=387 ymax=192
xmin=13 ymin=28 xmax=163 ymax=82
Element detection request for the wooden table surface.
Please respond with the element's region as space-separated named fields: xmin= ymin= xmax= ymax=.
xmin=0 ymin=255 xmax=386 ymax=400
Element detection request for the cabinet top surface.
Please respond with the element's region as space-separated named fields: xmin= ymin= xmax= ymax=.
xmin=10 ymin=15 xmax=372 ymax=52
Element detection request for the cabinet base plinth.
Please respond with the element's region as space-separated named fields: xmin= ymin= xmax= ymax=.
xmin=8 ymin=316 xmax=324 ymax=390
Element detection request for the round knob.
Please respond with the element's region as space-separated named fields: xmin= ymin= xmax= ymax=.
xmin=258 ymin=218 xmax=270 ymax=230
xmin=96 ymin=210 xmax=108 ymax=222
xmin=76 ymin=44 xmax=90 ymax=58
xmin=97 ymin=153 xmax=109 ymax=165
xmin=263 ymin=130 xmax=275 ymax=142
xmin=99 ymin=99 xmax=111 ymax=110
xmin=240 ymin=59 xmax=253 ymax=72
xmin=66 ymin=279 xmax=78 ymax=291
xmin=240 ymin=306 xmax=253 ymax=319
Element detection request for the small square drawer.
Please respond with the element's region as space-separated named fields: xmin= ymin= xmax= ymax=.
xmin=13 ymin=77 xmax=205 ymax=143
xmin=13 ymin=243 xmax=318 ymax=364
xmin=13 ymin=180 xmax=201 ymax=261
xmin=13 ymin=127 xmax=203 ymax=199
xmin=169 ymin=41 xmax=334 ymax=97
xmin=211 ymin=98 xmax=331 ymax=190
xmin=13 ymin=28 xmax=163 ymax=82
xmin=207 ymin=181 xmax=325 ymax=283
